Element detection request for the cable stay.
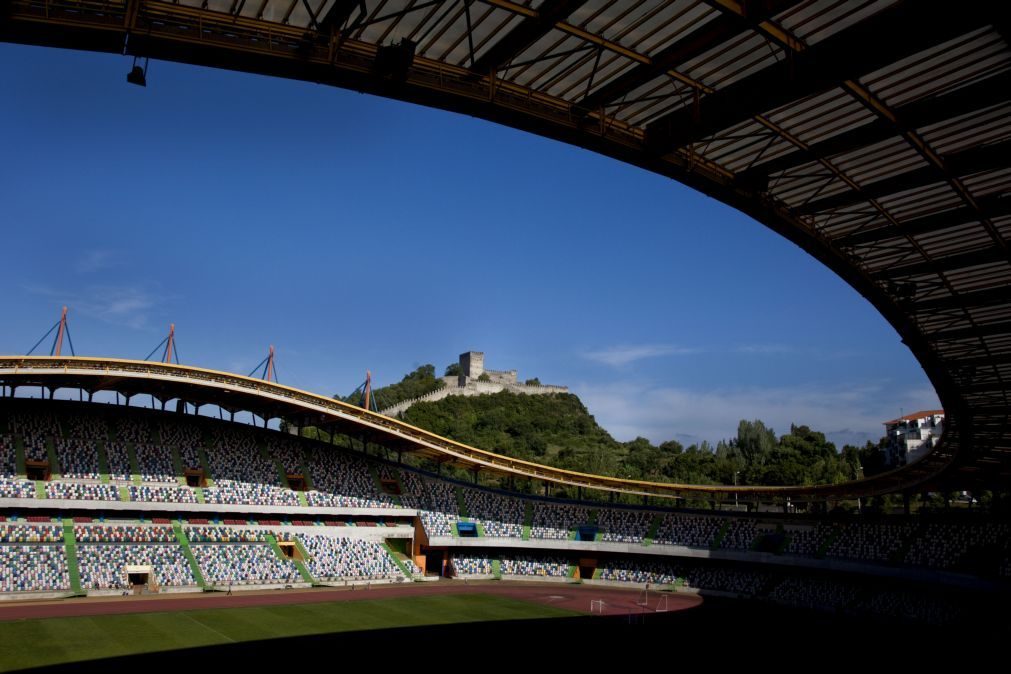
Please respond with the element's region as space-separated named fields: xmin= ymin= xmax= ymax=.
xmin=347 ymin=370 xmax=383 ymax=412
xmin=145 ymin=324 xmax=180 ymax=363
xmin=27 ymin=306 xmax=76 ymax=357
xmin=249 ymin=345 xmax=279 ymax=383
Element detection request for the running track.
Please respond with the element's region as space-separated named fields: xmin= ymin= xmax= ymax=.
xmin=0 ymin=582 xmax=702 ymax=621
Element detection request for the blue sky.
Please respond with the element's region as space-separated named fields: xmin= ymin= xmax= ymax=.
xmin=0 ymin=43 xmax=940 ymax=448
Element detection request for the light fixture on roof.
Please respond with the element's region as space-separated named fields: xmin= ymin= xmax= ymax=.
xmin=127 ymin=56 xmax=148 ymax=87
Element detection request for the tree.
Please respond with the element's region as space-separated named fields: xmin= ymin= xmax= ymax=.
xmin=444 ymin=363 xmax=461 ymax=377
xmin=525 ymin=377 xmax=541 ymax=386
xmin=477 ymin=372 xmax=491 ymax=382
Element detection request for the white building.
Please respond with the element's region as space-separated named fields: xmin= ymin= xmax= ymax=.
xmin=883 ymin=410 xmax=944 ymax=466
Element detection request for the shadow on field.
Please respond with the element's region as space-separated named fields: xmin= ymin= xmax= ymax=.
xmin=13 ymin=597 xmax=1009 ymax=671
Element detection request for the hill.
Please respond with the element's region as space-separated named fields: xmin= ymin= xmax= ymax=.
xmin=399 ymin=390 xmax=863 ymax=491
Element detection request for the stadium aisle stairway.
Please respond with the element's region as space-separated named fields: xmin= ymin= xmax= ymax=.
xmin=61 ymin=518 xmax=84 ymax=595
xmin=171 ymin=522 xmax=206 ymax=588
xmin=267 ymin=534 xmax=313 ymax=584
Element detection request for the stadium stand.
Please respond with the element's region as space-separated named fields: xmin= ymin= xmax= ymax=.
xmin=104 ymin=441 xmax=131 ymax=481
xmin=191 ymin=544 xmax=301 ymax=585
xmin=129 ymin=485 xmax=198 ymax=504
xmin=652 ymin=513 xmax=723 ymax=548
xmin=74 ymin=525 xmax=176 ymax=543
xmin=451 ymin=553 xmax=494 ymax=576
xmin=0 ymin=544 xmax=71 ymax=593
xmin=299 ymin=534 xmax=402 ymax=581
xmin=305 ymin=451 xmax=397 ymax=509
xmin=531 ymin=504 xmax=591 ymax=540
xmin=500 ymin=555 xmax=569 ymax=577
xmin=462 ymin=488 xmax=524 ymax=538
xmin=78 ymin=544 xmax=196 ymax=589
xmin=45 ymin=482 xmax=120 ymax=501
xmin=52 ymin=438 xmax=101 ymax=480
xmin=598 ymin=508 xmax=653 ymax=544
xmin=134 ymin=443 xmax=178 ymax=483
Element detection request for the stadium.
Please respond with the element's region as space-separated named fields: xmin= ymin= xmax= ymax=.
xmin=2 ymin=0 xmax=1011 ymax=668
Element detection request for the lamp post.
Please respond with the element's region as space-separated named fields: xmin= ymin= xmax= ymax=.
xmin=734 ymin=471 xmax=740 ymax=509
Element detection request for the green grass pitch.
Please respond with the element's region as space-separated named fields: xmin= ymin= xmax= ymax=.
xmin=0 ymin=594 xmax=579 ymax=671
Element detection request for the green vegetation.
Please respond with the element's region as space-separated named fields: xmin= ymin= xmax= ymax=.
xmin=0 ymin=594 xmax=579 ymax=671
xmin=337 ymin=364 xmax=444 ymax=410
xmin=401 ymin=392 xmax=863 ymax=491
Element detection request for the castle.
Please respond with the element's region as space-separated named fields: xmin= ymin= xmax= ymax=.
xmin=380 ymin=351 xmax=568 ymax=417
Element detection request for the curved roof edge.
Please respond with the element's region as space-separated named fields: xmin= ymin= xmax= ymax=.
xmin=0 ymin=356 xmax=951 ymax=501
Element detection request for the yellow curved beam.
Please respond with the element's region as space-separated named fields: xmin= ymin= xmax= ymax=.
xmin=0 ymin=356 xmax=941 ymax=501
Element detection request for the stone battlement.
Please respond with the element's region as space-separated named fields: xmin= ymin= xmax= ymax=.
xmin=380 ymin=351 xmax=567 ymax=417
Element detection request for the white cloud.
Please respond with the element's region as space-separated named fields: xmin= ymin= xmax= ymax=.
xmin=573 ymin=381 xmax=941 ymax=446
xmin=26 ymin=284 xmax=162 ymax=330
xmin=581 ymin=344 xmax=702 ymax=367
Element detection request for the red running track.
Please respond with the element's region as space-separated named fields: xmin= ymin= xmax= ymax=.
xmin=0 ymin=582 xmax=702 ymax=621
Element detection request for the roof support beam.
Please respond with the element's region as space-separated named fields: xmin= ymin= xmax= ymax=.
xmin=837 ymin=195 xmax=1011 ymax=248
xmin=643 ymin=1 xmax=993 ymax=153
xmin=873 ymin=247 xmax=1009 ymax=280
xmin=913 ymin=286 xmax=1011 ymax=312
xmin=575 ymin=0 xmax=799 ymax=113
xmin=795 ymin=137 xmax=1011 ymax=216
xmin=470 ymin=0 xmax=588 ymax=74
xmin=926 ymin=321 xmax=1011 ymax=343
xmin=736 ymin=70 xmax=1011 ymax=184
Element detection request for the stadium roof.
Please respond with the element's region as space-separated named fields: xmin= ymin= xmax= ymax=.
xmin=2 ymin=0 xmax=1009 ymax=493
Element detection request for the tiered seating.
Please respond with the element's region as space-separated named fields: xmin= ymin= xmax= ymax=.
xmin=404 ymin=557 xmax=423 ymax=575
xmin=598 ymin=559 xmax=682 ymax=585
xmin=852 ymin=587 xmax=967 ymax=625
xmin=825 ymin=521 xmax=914 ymax=563
xmin=264 ymin=436 xmax=305 ymax=475
xmin=134 ymin=443 xmax=177 ymax=483
xmin=53 ymin=438 xmax=101 ymax=480
xmin=904 ymin=521 xmax=1011 ymax=572
xmin=74 ymin=525 xmax=176 ymax=543
xmin=203 ymin=432 xmax=298 ymax=507
xmin=204 ymin=481 xmax=298 ymax=507
xmin=0 ymin=544 xmax=70 ymax=593
xmin=451 ymin=553 xmax=494 ymax=576
xmin=720 ymin=520 xmax=776 ymax=551
xmin=184 ymin=526 xmax=271 ymax=543
xmin=0 ymin=524 xmax=63 ymax=543
xmin=114 ymin=418 xmax=150 ymax=444
xmin=306 ymin=451 xmax=397 ymax=509
xmin=784 ymin=524 xmax=832 ymax=556
xmin=161 ymin=422 xmax=203 ymax=451
xmin=652 ymin=514 xmax=723 ymax=548
xmin=129 ymin=485 xmax=198 ymax=504
xmin=598 ymin=508 xmax=653 ymax=544
xmin=681 ymin=565 xmax=774 ymax=595
xmin=299 ymin=535 xmax=401 ymax=580
xmin=0 ymin=434 xmax=32 ymax=498
xmin=45 ymin=482 xmax=120 ymax=501
xmin=768 ymin=577 xmax=857 ymax=611
xmin=0 ymin=479 xmax=35 ymax=498
xmin=419 ymin=479 xmax=458 ymax=536
xmin=191 ymin=544 xmax=300 ymax=585
xmin=64 ymin=414 xmax=106 ymax=441
xmin=462 ymin=488 xmax=524 ymax=538
xmin=78 ymin=544 xmax=195 ymax=589
xmin=531 ymin=503 xmax=590 ymax=540
xmin=500 ymin=555 xmax=569 ymax=577
xmin=396 ymin=469 xmax=426 ymax=508
xmin=0 ymin=434 xmax=17 ymax=476
xmin=13 ymin=412 xmax=59 ymax=461
xmin=104 ymin=441 xmax=131 ymax=481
